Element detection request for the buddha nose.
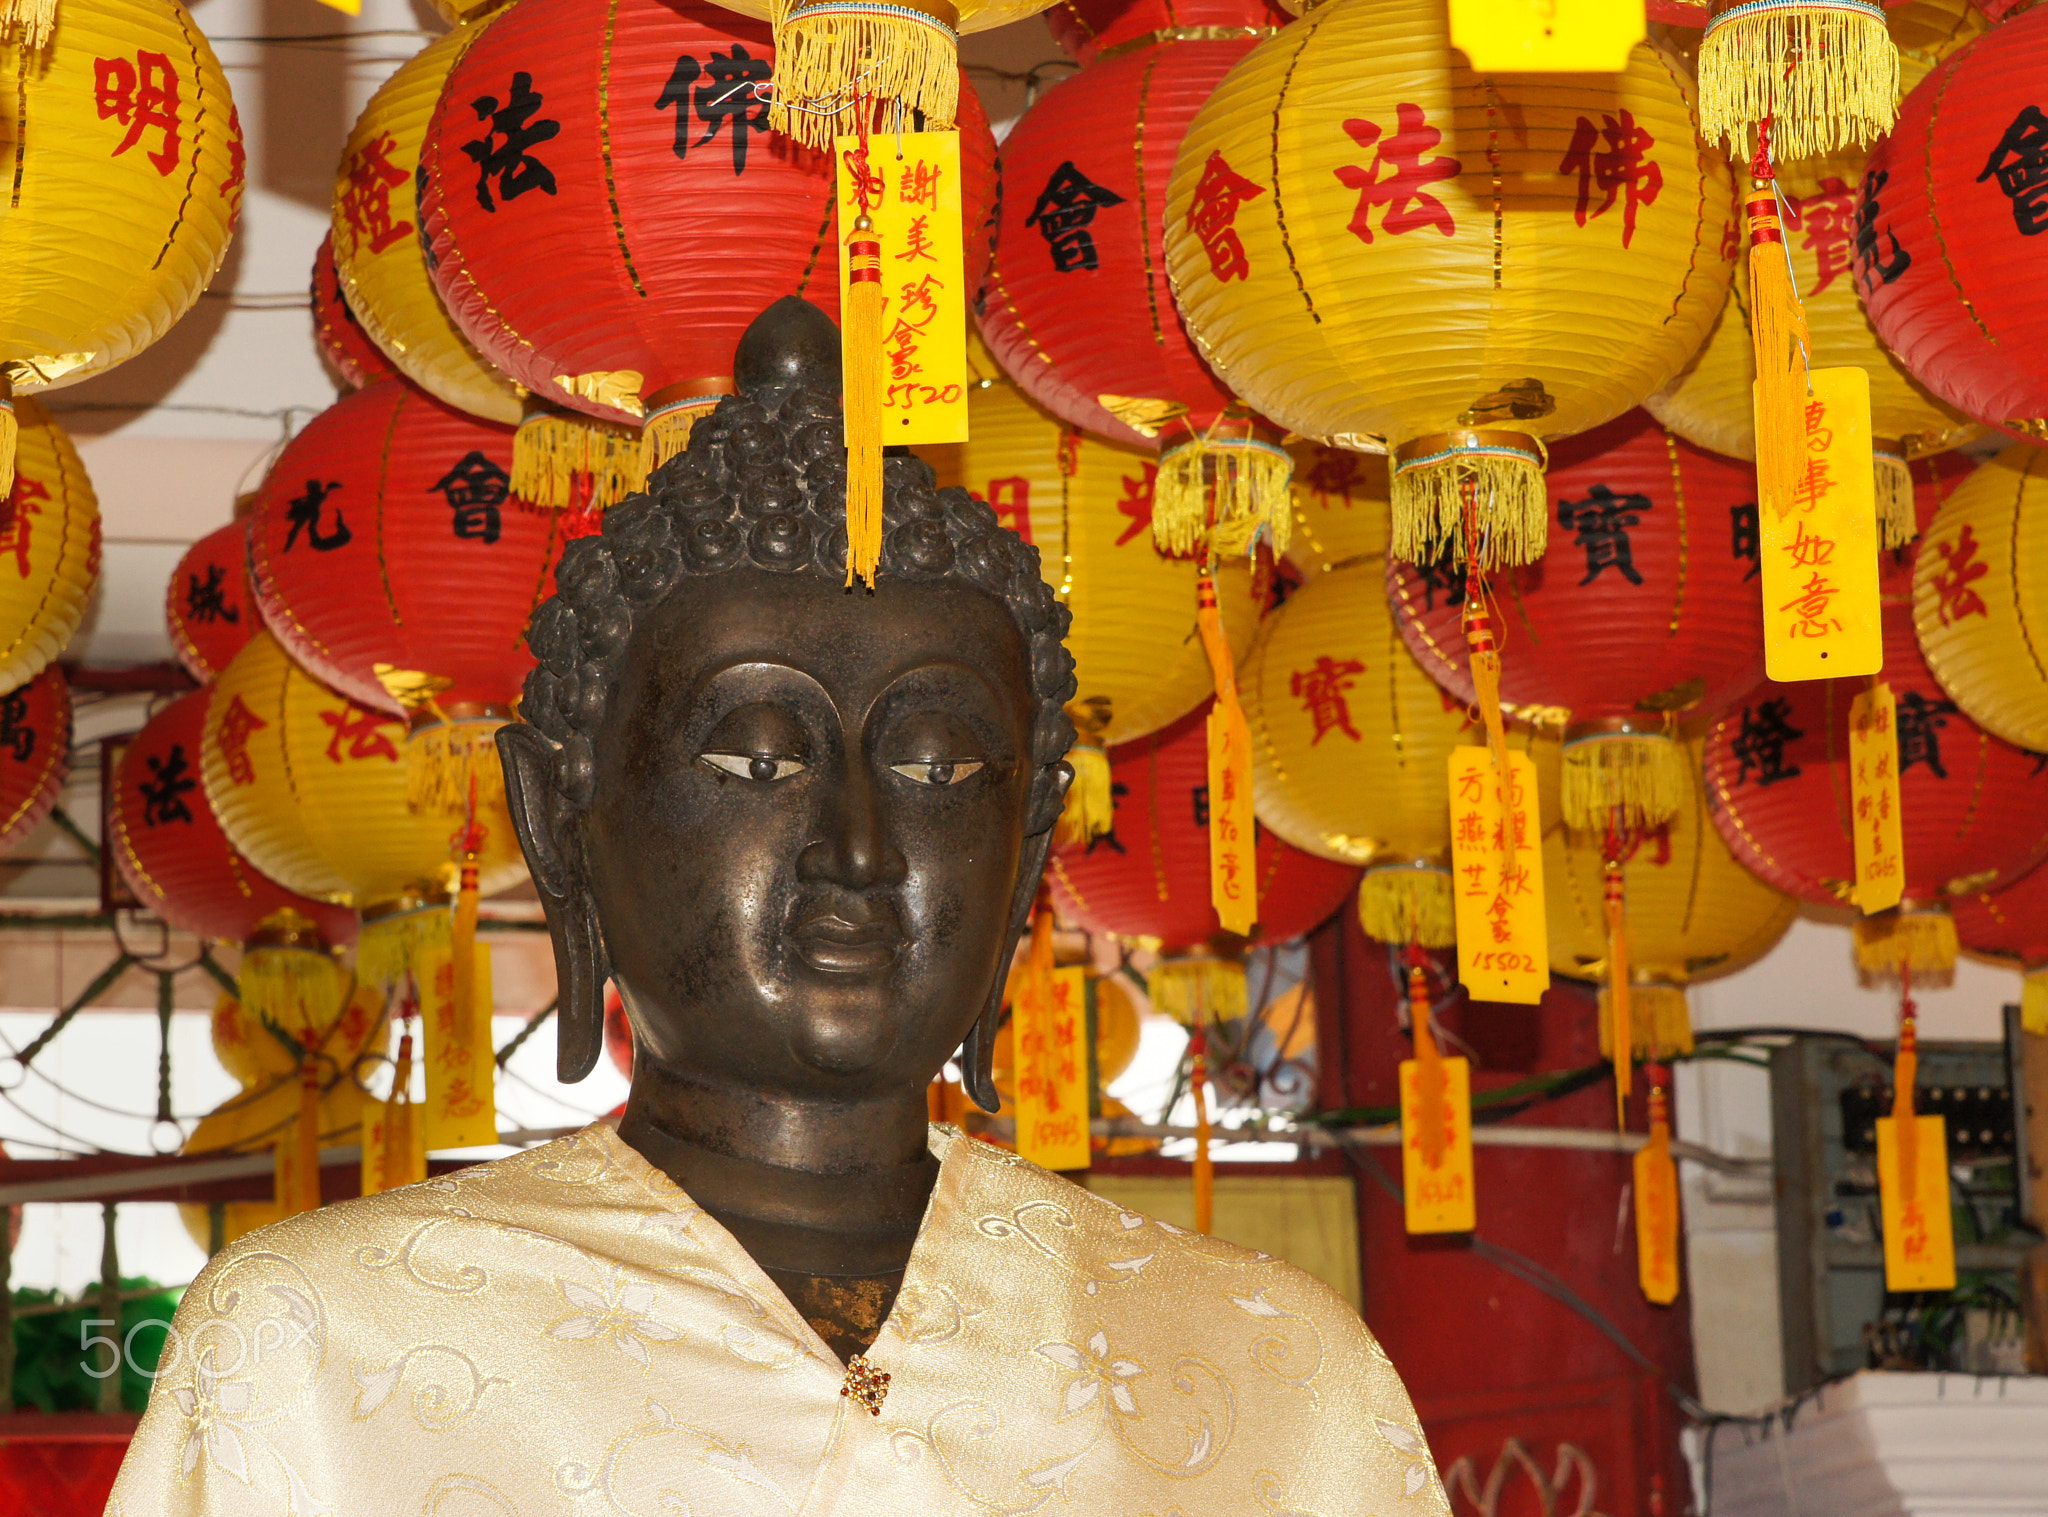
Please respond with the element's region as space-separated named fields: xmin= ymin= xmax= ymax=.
xmin=799 ymin=760 xmax=907 ymax=889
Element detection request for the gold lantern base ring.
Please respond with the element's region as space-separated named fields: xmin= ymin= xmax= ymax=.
xmin=1390 ymin=431 xmax=1546 ymax=571
xmin=1358 ymin=859 xmax=1456 ymax=950
xmin=513 ymin=397 xmax=645 ymax=513
xmin=1560 ymin=718 xmax=1686 ymax=835
xmin=1853 ymin=901 xmax=1959 ymax=983
xmin=640 ymin=377 xmax=737 ymax=485
xmin=1697 ymin=0 xmax=1898 ymax=160
xmin=769 ymin=0 xmax=960 ymax=151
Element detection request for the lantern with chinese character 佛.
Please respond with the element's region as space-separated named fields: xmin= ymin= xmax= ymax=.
xmin=0 ymin=396 xmax=98 ymax=695
xmin=1952 ymin=859 xmax=2048 ymax=1033
xmin=166 ymin=518 xmax=255 ymax=682
xmin=1389 ymin=410 xmax=1765 ymax=834
xmin=0 ymin=666 xmax=68 ymax=854
xmin=311 ymin=232 xmax=396 ymax=392
xmin=1164 ymin=0 xmax=1734 ymax=573
xmin=1858 ymin=8 xmax=2048 ymax=444
xmin=1546 ymin=738 xmax=1794 ymax=1061
xmin=1703 ymin=600 xmax=2048 ymax=977
xmin=980 ymin=8 xmax=1291 ymax=556
xmin=0 ymin=0 xmax=240 ymax=493
xmin=421 ymin=0 xmax=997 ymax=484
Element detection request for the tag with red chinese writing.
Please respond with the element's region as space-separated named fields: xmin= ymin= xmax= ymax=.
xmin=1206 ymin=703 xmax=1257 ymax=937
xmin=1849 ymin=682 xmax=1905 ymax=914
xmin=1756 ymin=366 xmax=1882 ymax=681
xmin=1448 ymin=0 xmax=1644 ymax=72
xmin=1014 ymin=964 xmax=1091 ymax=1171
xmin=1400 ymin=1054 xmax=1476 ymax=1233
xmin=835 ymin=131 xmax=966 ymax=446
xmin=1877 ymin=1113 xmax=1956 ymax=1291
xmin=421 ymin=933 xmax=498 ymax=1151
xmin=1448 ymin=746 xmax=1549 ymax=1004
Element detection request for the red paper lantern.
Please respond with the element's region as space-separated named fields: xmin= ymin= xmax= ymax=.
xmin=1953 ymin=860 xmax=2048 ymax=969
xmin=1858 ymin=8 xmax=2048 ymax=442
xmin=166 ymin=519 xmax=257 ymax=683
xmin=420 ymin=0 xmax=997 ymax=462
xmin=1043 ymin=0 xmax=1289 ymax=70
xmin=311 ymin=231 xmax=396 ymax=391
xmin=0 ymin=667 xmax=68 ymax=854
xmin=1047 ymin=703 xmax=1361 ymax=948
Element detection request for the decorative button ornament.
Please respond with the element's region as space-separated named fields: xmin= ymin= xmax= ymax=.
xmin=841 ymin=1354 xmax=890 ymax=1415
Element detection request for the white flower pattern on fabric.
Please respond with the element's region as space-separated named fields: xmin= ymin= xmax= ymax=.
xmin=170 ymin=1349 xmax=258 ymax=1483
xmin=546 ymin=1273 xmax=681 ymax=1367
xmin=1039 ymin=1330 xmax=1146 ymax=1418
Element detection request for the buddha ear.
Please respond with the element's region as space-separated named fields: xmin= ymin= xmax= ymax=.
xmin=498 ymin=723 xmax=609 ymax=1083
xmin=962 ymin=760 xmax=1071 ymax=1113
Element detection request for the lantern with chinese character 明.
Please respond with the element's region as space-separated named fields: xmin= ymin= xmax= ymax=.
xmin=981 ymin=9 xmax=1291 ymax=555
xmin=1952 ymin=860 xmax=2048 ymax=1033
xmin=166 ymin=518 xmax=255 ymax=683
xmin=0 ymin=0 xmax=240 ymax=493
xmin=1164 ymin=0 xmax=1734 ymax=573
xmin=311 ymin=232 xmax=396 ymax=392
xmin=421 ymin=0 xmax=997 ymax=485
xmin=1389 ymin=411 xmax=1764 ymax=834
xmin=0 ymin=666 xmax=68 ymax=855
xmin=0 ymin=396 xmax=99 ymax=695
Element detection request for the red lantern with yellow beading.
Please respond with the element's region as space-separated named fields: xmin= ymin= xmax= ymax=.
xmin=1952 ymin=860 xmax=2048 ymax=1031
xmin=0 ymin=665 xmax=68 ymax=854
xmin=166 ymin=519 xmax=256 ymax=683
xmin=0 ymin=395 xmax=99 ymax=695
xmin=311 ymin=232 xmax=396 ymax=392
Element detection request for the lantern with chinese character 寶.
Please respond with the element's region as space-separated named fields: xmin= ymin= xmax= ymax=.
xmin=1546 ymin=739 xmax=1794 ymax=1061
xmin=981 ymin=7 xmax=1291 ymax=555
xmin=311 ymin=233 xmax=395 ymax=392
xmin=0 ymin=666 xmax=68 ymax=854
xmin=0 ymin=397 xmax=99 ymax=695
xmin=0 ymin=0 xmax=240 ymax=493
xmin=1858 ymin=9 xmax=2048 ymax=444
xmin=1952 ymin=861 xmax=2048 ymax=1033
xmin=1164 ymin=0 xmax=1734 ymax=573
xmin=1703 ymin=602 xmax=2048 ymax=977
xmin=1389 ymin=411 xmax=1764 ymax=834
xmin=166 ymin=518 xmax=255 ymax=683
xmin=421 ymin=0 xmax=997 ymax=483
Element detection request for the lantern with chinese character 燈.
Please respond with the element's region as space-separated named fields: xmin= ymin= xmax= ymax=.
xmin=166 ymin=518 xmax=255 ymax=683
xmin=0 ymin=396 xmax=99 ymax=695
xmin=981 ymin=7 xmax=1291 ymax=556
xmin=1703 ymin=599 xmax=2048 ymax=977
xmin=1546 ymin=738 xmax=1794 ymax=1061
xmin=1164 ymin=0 xmax=1733 ymax=574
xmin=1389 ymin=411 xmax=1764 ymax=834
xmin=311 ymin=232 xmax=396 ymax=392
xmin=0 ymin=666 xmax=68 ymax=855
xmin=1952 ymin=860 xmax=2048 ymax=1033
xmin=0 ymin=0 xmax=240 ymax=494
xmin=420 ymin=0 xmax=997 ymax=485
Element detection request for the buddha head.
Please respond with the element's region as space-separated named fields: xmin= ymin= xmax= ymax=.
xmin=498 ymin=299 xmax=1075 ymax=1115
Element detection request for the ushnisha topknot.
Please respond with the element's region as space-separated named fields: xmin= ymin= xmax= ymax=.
xmin=516 ymin=296 xmax=1078 ymax=810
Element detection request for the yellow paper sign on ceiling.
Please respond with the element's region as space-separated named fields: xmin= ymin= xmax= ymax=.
xmin=1448 ymin=0 xmax=1646 ymax=73
xmin=1757 ymin=366 xmax=1882 ymax=682
xmin=1400 ymin=1053 xmax=1476 ymax=1233
xmin=1877 ymin=1113 xmax=1956 ymax=1292
xmin=1014 ymin=964 xmax=1091 ymax=1171
xmin=835 ymin=131 xmax=967 ymax=447
xmin=1849 ymin=681 xmax=1905 ymax=915
xmin=1448 ymin=746 xmax=1549 ymax=1004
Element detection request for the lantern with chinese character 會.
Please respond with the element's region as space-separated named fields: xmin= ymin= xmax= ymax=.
xmin=0 ymin=396 xmax=98 ymax=695
xmin=0 ymin=666 xmax=68 ymax=854
xmin=166 ymin=518 xmax=255 ymax=683
xmin=1164 ymin=0 xmax=1734 ymax=572
xmin=311 ymin=232 xmax=396 ymax=392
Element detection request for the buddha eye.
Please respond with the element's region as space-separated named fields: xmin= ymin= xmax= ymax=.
xmin=701 ymin=753 xmax=806 ymax=782
xmin=888 ymin=760 xmax=984 ymax=787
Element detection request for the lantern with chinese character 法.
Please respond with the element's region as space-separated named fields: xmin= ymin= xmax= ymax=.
xmin=0 ymin=396 xmax=99 ymax=695
xmin=1858 ymin=8 xmax=2048 ymax=444
xmin=0 ymin=0 xmax=240 ymax=494
xmin=1952 ymin=860 xmax=2048 ymax=1033
xmin=311 ymin=232 xmax=396 ymax=392
xmin=980 ymin=3 xmax=1291 ymax=556
xmin=420 ymin=0 xmax=997 ymax=487
xmin=1164 ymin=0 xmax=1734 ymax=573
xmin=0 ymin=666 xmax=68 ymax=854
xmin=166 ymin=518 xmax=255 ymax=682
xmin=1389 ymin=410 xmax=1764 ymax=834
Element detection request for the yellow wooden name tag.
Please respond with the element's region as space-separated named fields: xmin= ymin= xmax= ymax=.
xmin=1877 ymin=1113 xmax=1957 ymax=1292
xmin=1448 ymin=0 xmax=1645 ymax=72
xmin=1400 ymin=1054 xmax=1476 ymax=1233
xmin=1757 ymin=366 xmax=1882 ymax=682
xmin=1849 ymin=681 xmax=1905 ymax=914
xmin=835 ymin=130 xmax=967 ymax=446
xmin=1207 ymin=703 xmax=1258 ymax=937
xmin=1016 ymin=964 xmax=1091 ymax=1171
xmin=1448 ymin=746 xmax=1549 ymax=1004
xmin=422 ymin=937 xmax=498 ymax=1152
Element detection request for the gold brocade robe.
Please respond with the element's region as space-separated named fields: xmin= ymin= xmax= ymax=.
xmin=109 ymin=1123 xmax=1450 ymax=1515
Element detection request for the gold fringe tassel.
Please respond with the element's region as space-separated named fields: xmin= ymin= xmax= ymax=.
xmin=0 ymin=0 xmax=55 ymax=54
xmin=2023 ymin=967 xmax=2048 ymax=1037
xmin=1746 ymin=181 xmax=1813 ymax=522
xmin=768 ymin=1 xmax=961 ymax=152
xmin=1698 ymin=2 xmax=1899 ymax=161
xmin=1056 ymin=741 xmax=1113 ymax=846
xmin=843 ymin=212 xmax=885 ymax=587
xmin=407 ymin=718 xmax=508 ymax=816
xmin=1604 ymin=856 xmax=1632 ymax=1127
xmin=1853 ymin=906 xmax=1958 ymax=979
xmin=356 ymin=902 xmax=452 ymax=994
xmin=1874 ymin=448 xmax=1914 ymax=550
xmin=512 ymin=405 xmax=642 ymax=511
xmin=1598 ymin=981 xmax=1696 ymax=1061
xmin=1148 ymin=956 xmax=1247 ymax=1027
xmin=638 ymin=399 xmax=722 ymax=485
xmin=1561 ymin=732 xmax=1687 ymax=833
xmin=1360 ymin=865 xmax=1457 ymax=949
xmin=238 ymin=942 xmax=345 ymax=1044
xmin=0 ymin=390 xmax=16 ymax=501
xmin=1390 ymin=439 xmax=1546 ymax=570
xmin=1152 ymin=432 xmax=1294 ymax=559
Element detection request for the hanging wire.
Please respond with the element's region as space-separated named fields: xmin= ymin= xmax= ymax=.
xmin=494 ymin=998 xmax=557 ymax=1067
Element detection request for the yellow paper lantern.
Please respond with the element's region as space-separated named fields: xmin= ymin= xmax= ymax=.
xmin=1243 ymin=559 xmax=1472 ymax=946
xmin=1283 ymin=442 xmax=1390 ymax=578
xmin=0 ymin=0 xmax=240 ymax=489
xmin=0 ymin=397 xmax=97 ymax=693
xmin=1164 ymin=0 xmax=1733 ymax=569
xmin=201 ymin=631 xmax=527 ymax=911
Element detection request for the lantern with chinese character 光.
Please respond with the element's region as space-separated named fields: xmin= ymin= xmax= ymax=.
xmin=421 ymin=0 xmax=997 ymax=485
xmin=1546 ymin=739 xmax=1794 ymax=1062
xmin=1389 ymin=411 xmax=1765 ymax=834
xmin=1952 ymin=860 xmax=2048 ymax=1034
xmin=1858 ymin=8 xmax=2048 ymax=445
xmin=1164 ymin=0 xmax=1734 ymax=575
xmin=1703 ymin=600 xmax=2048 ymax=978
xmin=0 ymin=0 xmax=240 ymax=494
xmin=311 ymin=232 xmax=396 ymax=392
xmin=166 ymin=518 xmax=255 ymax=683
xmin=980 ymin=5 xmax=1291 ymax=556
xmin=0 ymin=396 xmax=98 ymax=695
xmin=0 ymin=666 xmax=68 ymax=854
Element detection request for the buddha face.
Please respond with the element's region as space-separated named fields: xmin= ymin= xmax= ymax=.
xmin=581 ymin=567 xmax=1038 ymax=1099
